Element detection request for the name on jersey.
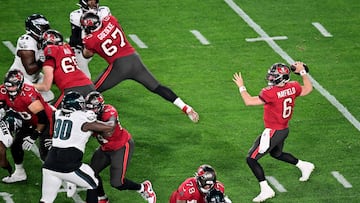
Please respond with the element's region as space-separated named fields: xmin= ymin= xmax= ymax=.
xmin=97 ymin=22 xmax=115 ymax=40
xmin=277 ymin=87 xmax=296 ymax=98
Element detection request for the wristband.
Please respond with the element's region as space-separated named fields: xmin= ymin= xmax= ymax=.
xmin=239 ymin=86 xmax=247 ymax=93
xmin=300 ymin=70 xmax=307 ymax=76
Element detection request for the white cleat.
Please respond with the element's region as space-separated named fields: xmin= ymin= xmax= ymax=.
xmin=298 ymin=161 xmax=315 ymax=182
xmin=252 ymin=187 xmax=275 ymax=202
xmin=2 ymin=170 xmax=27 ymax=183
xmin=182 ymin=105 xmax=199 ymax=123
xmin=140 ymin=180 xmax=156 ymax=203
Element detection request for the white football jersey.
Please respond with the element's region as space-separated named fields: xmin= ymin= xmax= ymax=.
xmin=9 ymin=34 xmax=44 ymax=84
xmin=52 ymin=110 xmax=97 ymax=152
xmin=70 ymin=6 xmax=111 ymax=27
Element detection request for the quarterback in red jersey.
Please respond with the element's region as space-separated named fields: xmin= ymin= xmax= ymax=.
xmin=0 ymin=69 xmax=54 ymax=183
xmin=84 ymin=91 xmax=156 ymax=203
xmin=33 ymin=29 xmax=96 ymax=108
xmin=233 ymin=62 xmax=315 ymax=202
xmin=80 ymin=12 xmax=199 ymax=123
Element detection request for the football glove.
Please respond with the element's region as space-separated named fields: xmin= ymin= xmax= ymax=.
xmin=22 ymin=136 xmax=36 ymax=151
xmin=44 ymin=138 xmax=52 ymax=150
xmin=290 ymin=63 xmax=309 ymax=75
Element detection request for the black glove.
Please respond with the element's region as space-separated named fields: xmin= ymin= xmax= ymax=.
xmin=206 ymin=189 xmax=225 ymax=203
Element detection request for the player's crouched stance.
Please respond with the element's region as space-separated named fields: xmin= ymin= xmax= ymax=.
xmin=39 ymin=91 xmax=114 ymax=203
xmin=169 ymin=164 xmax=232 ymax=203
xmin=0 ymin=105 xmax=22 ymax=177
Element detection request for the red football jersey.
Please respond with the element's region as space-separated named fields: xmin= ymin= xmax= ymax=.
xmin=169 ymin=177 xmax=225 ymax=203
xmin=97 ymin=104 xmax=131 ymax=151
xmin=0 ymin=84 xmax=54 ymax=127
xmin=82 ymin=15 xmax=135 ymax=64
xmin=259 ymin=81 xmax=302 ymax=130
xmin=43 ymin=43 xmax=93 ymax=91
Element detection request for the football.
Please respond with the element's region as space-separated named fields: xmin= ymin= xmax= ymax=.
xmin=290 ymin=64 xmax=309 ymax=75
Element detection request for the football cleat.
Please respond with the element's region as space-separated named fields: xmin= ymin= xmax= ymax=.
xmin=182 ymin=105 xmax=199 ymax=123
xmin=140 ymin=180 xmax=156 ymax=203
xmin=252 ymin=186 xmax=275 ymax=202
xmin=98 ymin=195 xmax=110 ymax=203
xmin=297 ymin=161 xmax=315 ymax=181
xmin=2 ymin=170 xmax=27 ymax=183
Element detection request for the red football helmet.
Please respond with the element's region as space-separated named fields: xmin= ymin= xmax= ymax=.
xmin=266 ymin=63 xmax=290 ymax=86
xmin=195 ymin=164 xmax=217 ymax=194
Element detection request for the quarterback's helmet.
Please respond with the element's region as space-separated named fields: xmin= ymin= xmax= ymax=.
xmin=25 ymin=14 xmax=50 ymax=39
xmin=78 ymin=0 xmax=99 ymax=13
xmin=41 ymin=29 xmax=64 ymax=49
xmin=80 ymin=11 xmax=101 ymax=35
xmin=4 ymin=70 xmax=24 ymax=97
xmin=61 ymin=91 xmax=85 ymax=113
xmin=266 ymin=63 xmax=290 ymax=86
xmin=195 ymin=164 xmax=217 ymax=194
xmin=85 ymin=91 xmax=104 ymax=115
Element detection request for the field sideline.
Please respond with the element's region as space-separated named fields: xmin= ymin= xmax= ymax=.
xmin=0 ymin=0 xmax=360 ymax=202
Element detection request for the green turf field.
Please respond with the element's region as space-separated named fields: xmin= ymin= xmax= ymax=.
xmin=1 ymin=0 xmax=360 ymax=202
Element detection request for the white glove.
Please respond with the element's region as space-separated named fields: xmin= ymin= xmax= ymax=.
xmin=44 ymin=138 xmax=52 ymax=149
xmin=22 ymin=136 xmax=36 ymax=151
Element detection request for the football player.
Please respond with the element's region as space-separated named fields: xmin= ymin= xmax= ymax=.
xmin=0 ymin=70 xmax=54 ymax=183
xmin=8 ymin=14 xmax=54 ymax=102
xmin=169 ymin=164 xmax=232 ymax=203
xmin=33 ymin=29 xmax=96 ymax=108
xmin=39 ymin=91 xmax=114 ymax=203
xmin=232 ymin=62 xmax=315 ymax=202
xmin=69 ymin=0 xmax=111 ymax=78
xmin=0 ymin=99 xmax=25 ymax=177
xmin=84 ymin=91 xmax=156 ymax=203
xmin=80 ymin=12 xmax=199 ymax=123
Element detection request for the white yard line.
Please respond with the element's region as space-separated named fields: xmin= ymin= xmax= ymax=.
xmin=246 ymin=36 xmax=288 ymax=42
xmin=190 ymin=30 xmax=210 ymax=45
xmin=312 ymin=22 xmax=333 ymax=37
xmin=266 ymin=176 xmax=287 ymax=192
xmin=128 ymin=34 xmax=148 ymax=48
xmin=2 ymin=41 xmax=16 ymax=55
xmin=0 ymin=192 xmax=14 ymax=203
xmin=331 ymin=171 xmax=353 ymax=188
xmin=224 ymin=0 xmax=360 ymax=132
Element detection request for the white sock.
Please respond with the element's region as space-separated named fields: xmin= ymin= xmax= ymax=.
xmin=15 ymin=164 xmax=24 ymax=171
xmin=259 ymin=180 xmax=270 ymax=190
xmin=296 ymin=160 xmax=304 ymax=168
xmin=173 ymin=98 xmax=186 ymax=110
xmin=138 ymin=183 xmax=144 ymax=193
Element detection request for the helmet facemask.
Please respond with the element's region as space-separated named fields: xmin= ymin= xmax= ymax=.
xmin=25 ymin=14 xmax=50 ymax=39
xmin=4 ymin=70 xmax=24 ymax=98
xmin=80 ymin=12 xmax=102 ymax=35
xmin=266 ymin=63 xmax=290 ymax=86
xmin=78 ymin=0 xmax=99 ymax=13
xmin=195 ymin=165 xmax=216 ymax=194
xmin=85 ymin=91 xmax=104 ymax=116
xmin=41 ymin=29 xmax=64 ymax=49
xmin=61 ymin=92 xmax=86 ymax=113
